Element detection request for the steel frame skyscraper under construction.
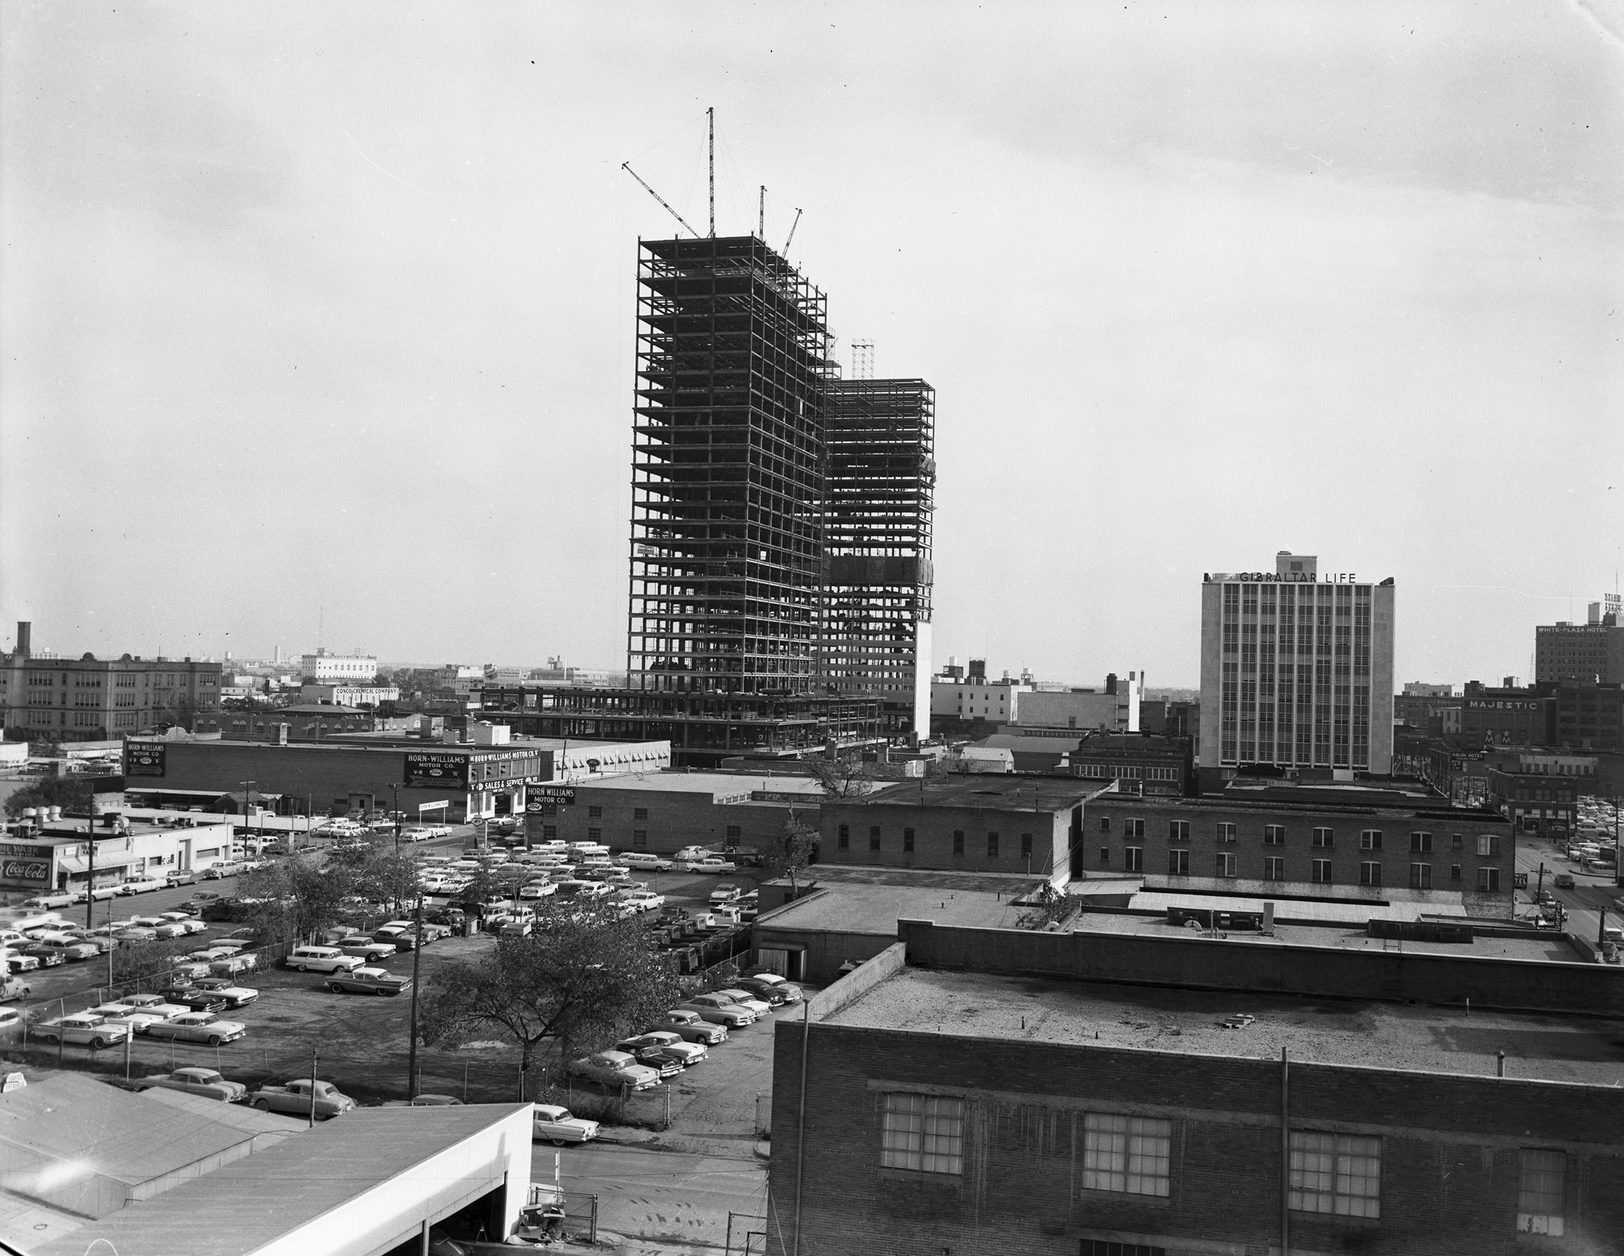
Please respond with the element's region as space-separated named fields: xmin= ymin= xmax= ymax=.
xmin=626 ymin=234 xmax=934 ymax=741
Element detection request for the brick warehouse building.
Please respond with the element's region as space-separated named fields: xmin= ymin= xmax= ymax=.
xmin=1077 ymin=780 xmax=1516 ymax=908
xmin=767 ymin=930 xmax=1624 ymax=1256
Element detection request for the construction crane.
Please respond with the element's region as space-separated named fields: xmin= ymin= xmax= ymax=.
xmin=784 ymin=207 xmax=803 ymax=256
xmin=621 ymin=162 xmax=701 ymax=239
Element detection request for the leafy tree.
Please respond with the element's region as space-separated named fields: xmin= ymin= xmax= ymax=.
xmin=767 ymin=810 xmax=819 ymax=896
xmin=351 ymin=851 xmax=422 ymax=915
xmin=802 ymin=752 xmax=874 ymax=800
xmin=3 ymin=777 xmax=92 ymax=819
xmin=237 ymin=856 xmax=355 ymax=942
xmin=419 ymin=904 xmax=680 ymax=1089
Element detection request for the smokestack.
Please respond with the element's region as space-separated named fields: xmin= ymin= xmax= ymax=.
xmin=16 ymin=622 xmax=31 ymax=658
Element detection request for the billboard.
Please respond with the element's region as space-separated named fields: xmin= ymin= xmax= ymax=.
xmin=0 ymin=843 xmax=53 ymax=884
xmin=125 ymin=742 xmax=166 ymax=777
xmin=405 ymin=753 xmax=470 ymax=789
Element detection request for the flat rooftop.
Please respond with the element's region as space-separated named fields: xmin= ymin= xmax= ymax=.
xmin=867 ymin=776 xmax=1105 ymax=810
xmin=825 ymin=966 xmax=1624 ymax=1086
xmin=577 ymin=771 xmax=829 ymax=798
xmin=760 ymin=866 xmax=1041 ymax=934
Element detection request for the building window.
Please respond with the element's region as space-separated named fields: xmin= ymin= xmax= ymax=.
xmin=1360 ymin=861 xmax=1381 ymax=887
xmin=1169 ymin=820 xmax=1189 ymax=843
xmin=837 ymin=824 xmax=849 ymax=851
xmin=880 ymin=1093 xmax=964 ymax=1175
xmin=1517 ymin=1148 xmax=1565 ymax=1236
xmin=1450 ymin=864 xmax=1462 ymax=882
xmin=1020 ymin=833 xmax=1033 ymax=862
xmin=1168 ymin=849 xmax=1189 ymax=875
xmin=987 ymin=832 xmax=999 ymax=858
xmin=1451 ymin=833 xmax=1464 ymax=851
xmin=588 ymin=806 xmax=602 ymax=819
xmin=1312 ymin=859 xmax=1332 ymax=884
xmin=1289 ymin=1131 xmax=1381 ymax=1218
xmin=1410 ymin=863 xmax=1432 ymax=889
xmin=1124 ymin=818 xmax=1144 ymax=838
xmin=1082 ymin=1113 xmax=1172 ymax=1197
xmin=903 ymin=827 xmax=914 ymax=853
xmin=1099 ymin=846 xmax=1110 ymax=864
xmin=1477 ymin=867 xmax=1500 ymax=892
xmin=870 ymin=826 xmax=881 ymax=852
xmin=1215 ymin=822 xmax=1236 ymax=844
xmin=1217 ymin=852 xmax=1237 ymax=878
xmin=1125 ymin=847 xmax=1143 ymax=873
xmin=632 ymin=830 xmax=648 ymax=849
xmin=1100 ymin=816 xmax=1111 ymax=833
xmin=586 ymin=828 xmax=602 ymax=842
xmin=1409 ymin=831 xmax=1432 ymax=853
xmin=1360 ymin=829 xmax=1382 ymax=851
xmin=633 ymin=808 xmax=648 ymax=821
xmin=1264 ymin=856 xmax=1284 ymax=881
xmin=1263 ymin=824 xmax=1284 ymax=846
xmin=1476 ymin=834 xmax=1500 ymax=856
xmin=1311 ymin=827 xmax=1333 ymax=848
xmin=952 ymin=830 xmax=964 ymax=856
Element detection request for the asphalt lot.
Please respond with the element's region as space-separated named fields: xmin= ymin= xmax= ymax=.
xmin=3 ymin=835 xmax=777 ymax=1116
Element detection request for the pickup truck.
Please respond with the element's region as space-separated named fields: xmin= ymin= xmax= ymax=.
xmin=324 ymin=966 xmax=411 ymax=996
xmin=248 ymin=1078 xmax=357 ymax=1119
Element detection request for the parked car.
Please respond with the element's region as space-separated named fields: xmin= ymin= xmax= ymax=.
xmin=156 ymin=986 xmax=229 ymax=1014
xmin=708 ymin=883 xmax=745 ymax=905
xmin=733 ymin=973 xmax=803 ymax=1005
xmin=618 ymin=852 xmax=674 ymax=872
xmin=138 ymin=1067 xmax=249 ymax=1102
xmin=617 ymin=890 xmax=666 ymax=914
xmin=116 ymin=876 xmax=167 ymax=896
xmin=32 ymin=1013 xmax=131 ymax=1049
xmin=677 ymin=994 xmax=757 ymax=1027
xmin=5 ymin=953 xmax=40 ymax=974
xmin=20 ymin=892 xmax=77 ymax=910
xmin=1553 ymin=873 xmax=1575 ymax=889
xmin=158 ymin=912 xmax=208 ymax=935
xmin=78 ymin=883 xmax=124 ymax=902
xmin=201 ymin=862 xmax=246 ymax=879
xmin=684 ymin=858 xmax=738 ymax=875
xmin=616 ymin=1030 xmax=708 ymax=1068
xmin=164 ymin=869 xmax=199 ymax=886
xmin=337 ymin=937 xmax=400 ymax=962
xmin=249 ymin=1078 xmax=356 ymax=1119
xmin=143 ymin=1011 xmax=247 ymax=1045
xmin=324 ymin=967 xmax=411 ymax=996
xmin=188 ymin=977 xmax=259 ymax=1008
xmin=90 ymin=1004 xmax=174 ymax=1035
xmin=714 ymin=987 xmax=774 ymax=1017
xmin=285 ymin=946 xmax=364 ymax=974
xmin=657 ymin=1009 xmax=729 ymax=1044
xmin=565 ymin=1050 xmax=662 ymax=1091
xmin=532 ymin=1103 xmax=600 ymax=1146
xmin=0 ymin=976 xmax=31 ymax=1003
xmin=673 ymin=846 xmax=714 ymax=863
xmin=18 ymin=943 xmax=65 ymax=968
xmin=400 ymin=827 xmax=433 ymax=842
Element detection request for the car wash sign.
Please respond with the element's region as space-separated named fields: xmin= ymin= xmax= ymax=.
xmin=0 ymin=842 xmax=53 ymax=884
xmin=405 ymin=753 xmax=469 ymax=789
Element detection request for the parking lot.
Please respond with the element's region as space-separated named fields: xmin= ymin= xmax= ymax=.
xmin=3 ymin=836 xmax=783 ymax=1135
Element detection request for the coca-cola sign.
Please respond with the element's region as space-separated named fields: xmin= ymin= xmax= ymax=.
xmin=2 ymin=859 xmax=51 ymax=882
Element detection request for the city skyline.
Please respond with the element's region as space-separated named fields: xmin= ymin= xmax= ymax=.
xmin=3 ymin=2 xmax=1620 ymax=691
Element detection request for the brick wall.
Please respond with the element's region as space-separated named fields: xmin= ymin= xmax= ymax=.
xmin=768 ymin=1020 xmax=1624 ymax=1256
xmin=897 ymin=920 xmax=1624 ymax=1016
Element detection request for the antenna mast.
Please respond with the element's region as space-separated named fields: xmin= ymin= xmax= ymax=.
xmin=707 ymin=106 xmax=716 ymax=237
xmin=621 ymin=162 xmax=701 ymax=238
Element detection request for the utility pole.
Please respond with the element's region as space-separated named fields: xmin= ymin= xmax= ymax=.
xmin=308 ymin=1045 xmax=320 ymax=1127
xmin=406 ymin=893 xmax=425 ymax=1099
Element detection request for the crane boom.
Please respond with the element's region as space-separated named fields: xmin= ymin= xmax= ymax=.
xmin=784 ymin=207 xmax=803 ymax=255
xmin=622 ymin=162 xmax=701 ymax=239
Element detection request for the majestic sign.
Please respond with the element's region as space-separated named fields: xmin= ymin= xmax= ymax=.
xmin=404 ymin=753 xmax=469 ymax=789
xmin=125 ymin=742 xmax=166 ymax=777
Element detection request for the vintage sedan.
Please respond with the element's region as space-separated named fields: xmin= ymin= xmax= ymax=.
xmin=565 ymin=1050 xmax=662 ymax=1092
xmin=616 ymin=1030 xmax=707 ymax=1069
xmin=142 ymin=1011 xmax=247 ymax=1046
xmin=617 ymin=852 xmax=674 ymax=872
xmin=185 ymin=978 xmax=259 ymax=1008
xmin=249 ymin=1078 xmax=355 ymax=1119
xmin=733 ymin=973 xmax=803 ymax=1005
xmin=32 ymin=1013 xmax=131 ymax=1049
xmin=532 ymin=1103 xmax=600 ymax=1146
xmin=713 ymin=987 xmax=774 ymax=1017
xmin=112 ymin=994 xmax=190 ymax=1019
xmin=656 ymin=1009 xmax=729 ymax=1045
xmin=682 ymin=857 xmax=738 ymax=875
xmin=676 ymin=994 xmax=757 ymax=1028
xmin=156 ymin=987 xmax=229 ymax=1014
xmin=139 ymin=1067 xmax=249 ymax=1102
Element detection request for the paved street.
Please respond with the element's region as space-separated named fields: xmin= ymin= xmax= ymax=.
xmin=1513 ymin=835 xmax=1623 ymax=949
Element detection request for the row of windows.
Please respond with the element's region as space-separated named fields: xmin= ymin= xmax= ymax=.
xmin=1131 ymin=848 xmax=1498 ymax=890
xmin=838 ymin=824 xmax=1035 ymax=860
xmin=1105 ymin=819 xmax=1500 ymax=855
xmin=880 ymin=1093 xmax=1567 ymax=1232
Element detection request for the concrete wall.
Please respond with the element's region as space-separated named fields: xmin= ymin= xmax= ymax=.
xmin=896 ymin=919 xmax=1624 ymax=1015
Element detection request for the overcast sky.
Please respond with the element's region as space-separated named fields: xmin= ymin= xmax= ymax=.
xmin=3 ymin=1 xmax=1621 ymax=689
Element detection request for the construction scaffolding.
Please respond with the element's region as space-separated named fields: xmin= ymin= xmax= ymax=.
xmin=628 ymin=235 xmax=834 ymax=699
